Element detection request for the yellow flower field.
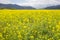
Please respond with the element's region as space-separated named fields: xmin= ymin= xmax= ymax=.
xmin=0 ymin=10 xmax=60 ymax=40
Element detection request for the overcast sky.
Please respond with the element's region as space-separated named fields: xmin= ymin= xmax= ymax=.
xmin=0 ymin=0 xmax=60 ymax=8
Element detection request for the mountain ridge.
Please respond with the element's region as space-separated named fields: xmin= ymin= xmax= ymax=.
xmin=0 ymin=3 xmax=35 ymax=9
xmin=45 ymin=5 xmax=60 ymax=9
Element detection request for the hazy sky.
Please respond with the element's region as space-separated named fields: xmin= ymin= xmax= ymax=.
xmin=0 ymin=0 xmax=60 ymax=8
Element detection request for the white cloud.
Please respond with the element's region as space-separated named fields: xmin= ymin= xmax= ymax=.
xmin=18 ymin=0 xmax=60 ymax=8
xmin=0 ymin=0 xmax=60 ymax=8
xmin=0 ymin=0 xmax=11 ymax=4
xmin=0 ymin=0 xmax=60 ymax=5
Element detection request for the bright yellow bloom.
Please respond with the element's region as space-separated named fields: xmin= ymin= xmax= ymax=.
xmin=58 ymin=21 xmax=60 ymax=24
xmin=30 ymin=36 xmax=34 ymax=38
xmin=23 ymin=26 xmax=27 ymax=29
xmin=7 ymin=23 xmax=10 ymax=26
xmin=56 ymin=24 xmax=60 ymax=31
xmin=0 ymin=33 xmax=2 ymax=37
xmin=48 ymin=38 xmax=53 ymax=40
xmin=18 ymin=35 xmax=22 ymax=38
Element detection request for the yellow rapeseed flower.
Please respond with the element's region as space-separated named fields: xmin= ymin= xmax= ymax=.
xmin=58 ymin=21 xmax=60 ymax=24
xmin=30 ymin=36 xmax=34 ymax=38
xmin=24 ymin=18 xmax=29 ymax=22
xmin=7 ymin=23 xmax=10 ymax=26
xmin=0 ymin=33 xmax=2 ymax=37
xmin=18 ymin=35 xmax=22 ymax=38
xmin=56 ymin=24 xmax=60 ymax=31
xmin=23 ymin=26 xmax=27 ymax=29
xmin=48 ymin=38 xmax=53 ymax=40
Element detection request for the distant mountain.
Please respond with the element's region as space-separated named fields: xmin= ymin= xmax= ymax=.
xmin=0 ymin=3 xmax=35 ymax=9
xmin=45 ymin=5 xmax=60 ymax=9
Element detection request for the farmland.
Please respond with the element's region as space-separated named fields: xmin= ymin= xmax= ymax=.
xmin=0 ymin=10 xmax=60 ymax=40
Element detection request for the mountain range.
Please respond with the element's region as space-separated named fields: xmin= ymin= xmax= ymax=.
xmin=0 ymin=3 xmax=35 ymax=9
xmin=0 ymin=3 xmax=60 ymax=9
xmin=45 ymin=5 xmax=60 ymax=9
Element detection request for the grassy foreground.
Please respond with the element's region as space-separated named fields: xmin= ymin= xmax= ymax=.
xmin=0 ymin=10 xmax=60 ymax=40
